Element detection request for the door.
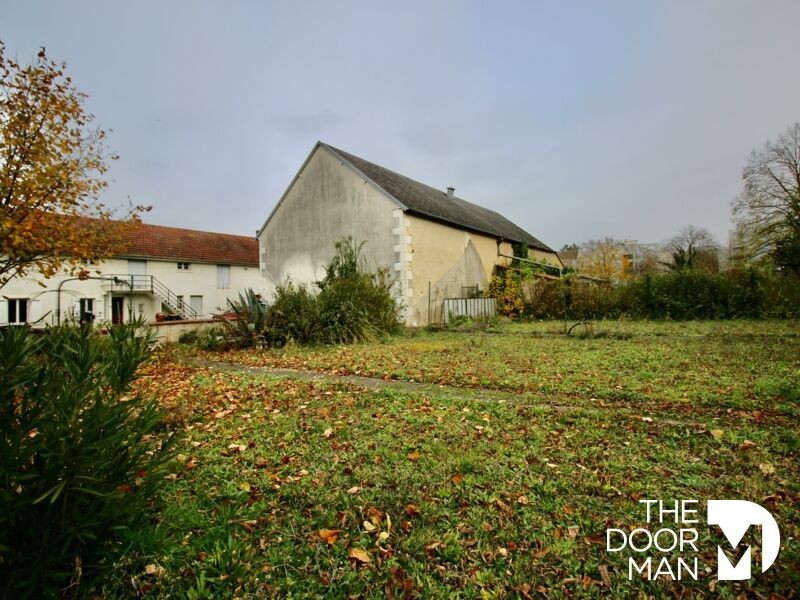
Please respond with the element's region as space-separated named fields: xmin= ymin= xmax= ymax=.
xmin=112 ymin=297 xmax=124 ymax=325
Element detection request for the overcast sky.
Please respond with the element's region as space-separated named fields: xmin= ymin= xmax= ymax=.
xmin=3 ymin=1 xmax=799 ymax=249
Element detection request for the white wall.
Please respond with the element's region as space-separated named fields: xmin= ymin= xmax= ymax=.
xmin=0 ymin=257 xmax=266 ymax=327
xmin=259 ymin=145 xmax=398 ymax=293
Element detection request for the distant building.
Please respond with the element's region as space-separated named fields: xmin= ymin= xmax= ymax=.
xmin=1 ymin=221 xmax=264 ymax=327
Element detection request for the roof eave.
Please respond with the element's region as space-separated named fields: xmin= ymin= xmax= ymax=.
xmin=404 ymin=209 xmax=555 ymax=254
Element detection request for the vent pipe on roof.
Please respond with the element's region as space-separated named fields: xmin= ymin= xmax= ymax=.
xmin=446 ymin=187 xmax=455 ymax=198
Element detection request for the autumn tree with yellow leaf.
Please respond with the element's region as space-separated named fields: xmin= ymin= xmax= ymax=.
xmin=0 ymin=42 xmax=141 ymax=289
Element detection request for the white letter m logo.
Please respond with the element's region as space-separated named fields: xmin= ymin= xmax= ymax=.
xmin=707 ymin=500 xmax=780 ymax=580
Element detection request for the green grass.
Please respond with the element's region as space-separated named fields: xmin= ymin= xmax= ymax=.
xmin=104 ymin=320 xmax=798 ymax=598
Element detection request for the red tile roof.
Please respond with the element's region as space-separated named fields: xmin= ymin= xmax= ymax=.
xmin=120 ymin=222 xmax=259 ymax=266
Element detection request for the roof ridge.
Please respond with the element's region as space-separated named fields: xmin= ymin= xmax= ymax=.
xmin=135 ymin=221 xmax=256 ymax=240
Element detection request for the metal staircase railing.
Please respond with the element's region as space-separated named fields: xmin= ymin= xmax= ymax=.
xmin=105 ymin=275 xmax=199 ymax=320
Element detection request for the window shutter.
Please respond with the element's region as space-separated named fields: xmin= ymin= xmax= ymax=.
xmin=189 ymin=295 xmax=203 ymax=315
xmin=29 ymin=300 xmax=43 ymax=324
xmin=217 ymin=265 xmax=230 ymax=289
xmin=0 ymin=301 xmax=7 ymax=326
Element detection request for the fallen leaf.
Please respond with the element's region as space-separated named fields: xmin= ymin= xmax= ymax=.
xmin=318 ymin=529 xmax=340 ymax=545
xmin=239 ymin=481 xmax=251 ymax=493
xmin=363 ymin=520 xmax=376 ymax=532
xmin=378 ymin=531 xmax=390 ymax=543
xmin=349 ymin=547 xmax=371 ymax=564
xmin=366 ymin=507 xmax=384 ymax=525
xmin=144 ymin=564 xmax=164 ymax=577
xmin=323 ymin=428 xmax=334 ymax=438
xmin=759 ymin=463 xmax=776 ymax=475
xmin=567 ymin=525 xmax=580 ymax=538
xmin=347 ymin=486 xmax=361 ymax=494
xmin=405 ymin=503 xmax=420 ymax=517
xmin=598 ymin=564 xmax=612 ymax=588
xmin=407 ymin=450 xmax=421 ymax=461
xmin=738 ymin=439 xmax=756 ymax=451
xmin=516 ymin=495 xmax=530 ymax=506
xmin=709 ymin=429 xmax=724 ymax=440
xmin=451 ymin=473 xmax=463 ymax=485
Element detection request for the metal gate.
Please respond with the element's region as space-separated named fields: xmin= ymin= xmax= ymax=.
xmin=441 ymin=297 xmax=497 ymax=324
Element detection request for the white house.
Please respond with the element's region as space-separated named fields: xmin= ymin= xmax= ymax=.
xmin=1 ymin=221 xmax=264 ymax=327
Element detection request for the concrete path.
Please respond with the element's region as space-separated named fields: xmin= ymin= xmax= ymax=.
xmin=189 ymin=358 xmax=696 ymax=426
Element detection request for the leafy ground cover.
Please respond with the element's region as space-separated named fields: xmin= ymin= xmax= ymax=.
xmin=109 ymin=320 xmax=798 ymax=598
xmin=192 ymin=320 xmax=799 ymax=416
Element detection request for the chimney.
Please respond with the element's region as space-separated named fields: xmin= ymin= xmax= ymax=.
xmin=446 ymin=187 xmax=455 ymax=198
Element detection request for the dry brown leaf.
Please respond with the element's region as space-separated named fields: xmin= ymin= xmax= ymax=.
xmin=450 ymin=473 xmax=463 ymax=485
xmin=738 ymin=439 xmax=756 ymax=451
xmin=318 ymin=528 xmax=340 ymax=545
xmin=407 ymin=450 xmax=421 ymax=461
xmin=567 ymin=525 xmax=580 ymax=538
xmin=349 ymin=547 xmax=371 ymax=563
xmin=710 ymin=429 xmax=724 ymax=440
xmin=598 ymin=564 xmax=612 ymax=588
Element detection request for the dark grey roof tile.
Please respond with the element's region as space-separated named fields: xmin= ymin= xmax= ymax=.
xmin=321 ymin=143 xmax=554 ymax=253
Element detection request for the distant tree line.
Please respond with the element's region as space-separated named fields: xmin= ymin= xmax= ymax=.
xmin=494 ymin=123 xmax=800 ymax=320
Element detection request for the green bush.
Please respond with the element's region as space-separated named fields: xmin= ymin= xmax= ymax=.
xmin=252 ymin=238 xmax=400 ymax=347
xmin=317 ymin=267 xmax=400 ymax=343
xmin=519 ymin=269 xmax=800 ymax=321
xmin=219 ymin=289 xmax=275 ymax=348
xmin=265 ymin=280 xmax=320 ymax=345
xmin=0 ymin=324 xmax=177 ymax=597
xmin=178 ymin=328 xmax=200 ymax=344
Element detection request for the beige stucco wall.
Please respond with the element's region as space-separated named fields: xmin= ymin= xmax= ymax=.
xmin=259 ymin=145 xmax=400 ymax=301
xmin=404 ymin=215 xmax=502 ymax=325
xmin=404 ymin=216 xmax=561 ymax=325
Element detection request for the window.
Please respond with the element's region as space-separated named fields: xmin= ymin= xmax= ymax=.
xmin=189 ymin=295 xmax=203 ymax=315
xmin=217 ymin=264 xmax=230 ymax=289
xmin=8 ymin=299 xmax=28 ymax=324
xmin=127 ymin=259 xmax=147 ymax=275
xmin=177 ymin=295 xmax=184 ymax=310
xmin=177 ymin=262 xmax=190 ymax=271
xmin=79 ymin=298 xmax=94 ymax=324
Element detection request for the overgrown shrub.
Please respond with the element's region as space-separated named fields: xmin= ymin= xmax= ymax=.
xmin=219 ymin=289 xmax=279 ymax=348
xmin=317 ymin=267 xmax=399 ymax=343
xmin=264 ymin=280 xmax=320 ymax=345
xmin=208 ymin=239 xmax=401 ymax=349
xmin=249 ymin=239 xmax=400 ymax=347
xmin=485 ymin=270 xmax=524 ymax=317
xmin=517 ymin=269 xmax=800 ymax=320
xmin=0 ymin=324 xmax=176 ymax=596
